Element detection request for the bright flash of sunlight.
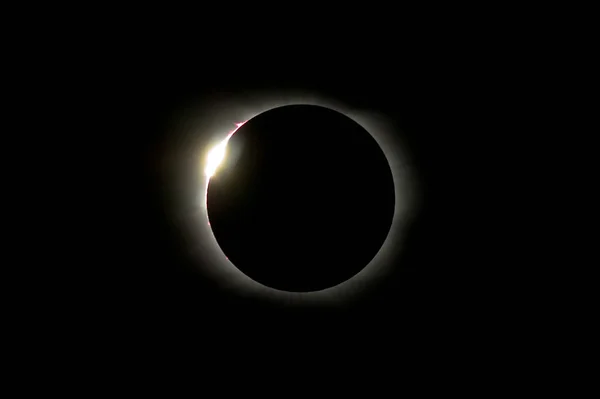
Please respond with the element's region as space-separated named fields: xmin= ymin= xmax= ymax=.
xmin=205 ymin=121 xmax=246 ymax=178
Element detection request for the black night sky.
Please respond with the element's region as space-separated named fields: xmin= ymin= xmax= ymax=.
xmin=72 ymin=40 xmax=518 ymax=354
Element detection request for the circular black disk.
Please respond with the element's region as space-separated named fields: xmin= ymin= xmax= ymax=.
xmin=206 ymin=105 xmax=395 ymax=292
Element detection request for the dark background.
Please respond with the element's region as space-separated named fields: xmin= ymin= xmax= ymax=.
xmin=66 ymin=34 xmax=525 ymax=357
xmin=9 ymin=9 xmax=572 ymax=383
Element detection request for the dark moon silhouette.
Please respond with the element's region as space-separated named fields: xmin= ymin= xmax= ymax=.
xmin=206 ymin=105 xmax=395 ymax=292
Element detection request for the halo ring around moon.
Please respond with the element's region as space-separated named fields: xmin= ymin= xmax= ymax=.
xmin=169 ymin=91 xmax=420 ymax=307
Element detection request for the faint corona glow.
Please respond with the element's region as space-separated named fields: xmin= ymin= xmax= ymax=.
xmin=175 ymin=93 xmax=420 ymax=308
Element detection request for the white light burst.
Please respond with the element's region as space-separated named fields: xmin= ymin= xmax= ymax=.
xmin=204 ymin=122 xmax=246 ymax=178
